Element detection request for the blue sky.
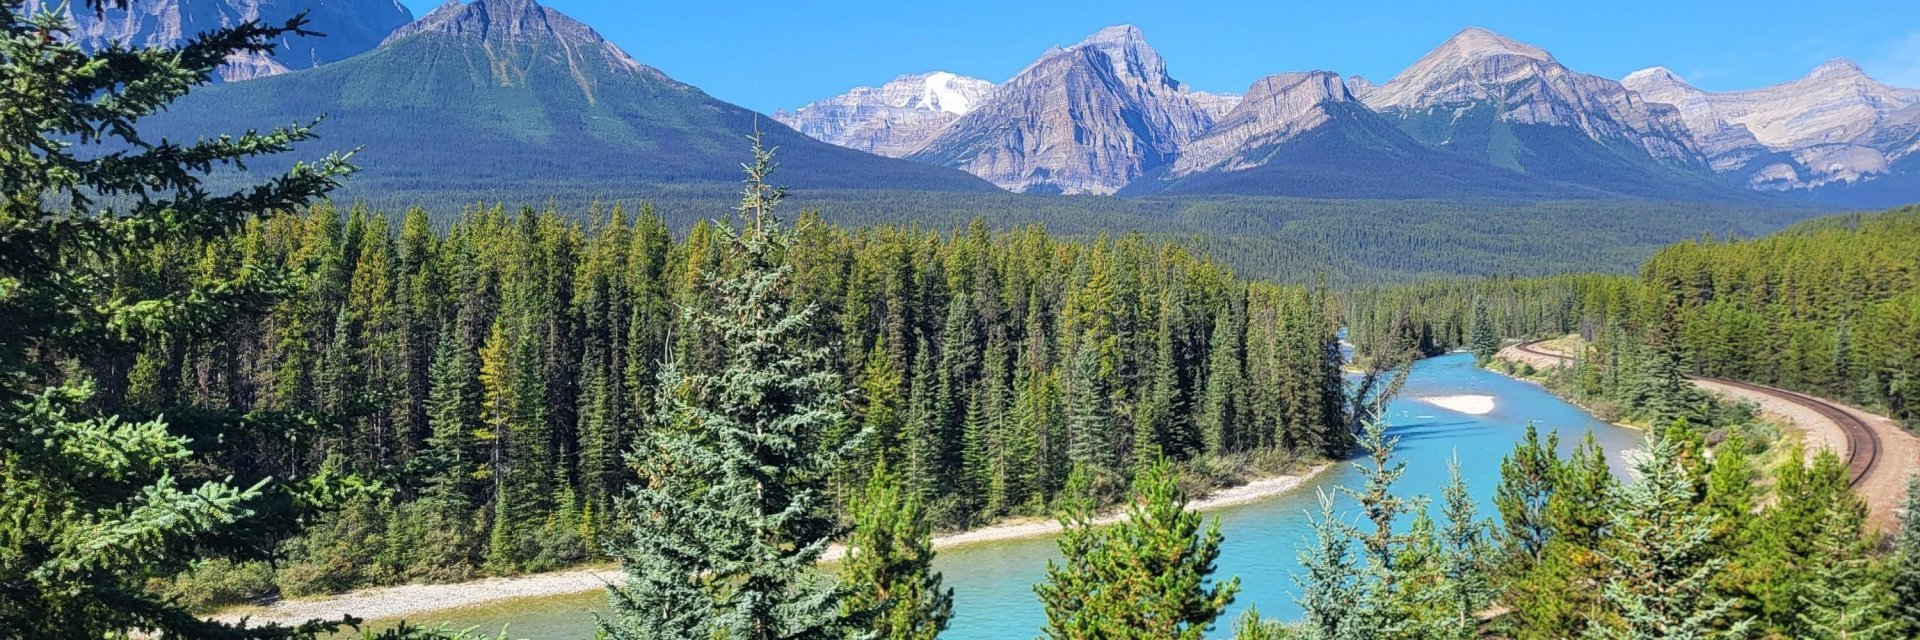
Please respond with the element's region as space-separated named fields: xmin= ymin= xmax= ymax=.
xmin=400 ymin=0 xmax=1920 ymax=113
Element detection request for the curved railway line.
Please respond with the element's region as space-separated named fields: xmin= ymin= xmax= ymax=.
xmin=1513 ymin=339 xmax=1883 ymax=489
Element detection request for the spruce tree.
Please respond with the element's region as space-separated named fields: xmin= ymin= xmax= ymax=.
xmin=0 ymin=1 xmax=372 ymax=636
xmin=1036 ymin=458 xmax=1239 ymax=639
xmin=1338 ymin=420 xmax=1418 ymax=639
xmin=1469 ymin=297 xmax=1500 ymax=364
xmin=1495 ymin=424 xmax=1560 ymax=566
xmin=1065 ymin=342 xmax=1115 ymax=471
xmin=1585 ymin=432 xmax=1750 ymax=640
xmin=1894 ymin=475 xmax=1920 ymax=636
xmin=1432 ymin=456 xmax=1492 ymax=640
xmin=1795 ymin=511 xmax=1897 ymax=640
xmin=842 ymin=462 xmax=953 ymax=640
xmin=600 ymin=138 xmax=856 ymax=640
xmin=1197 ymin=309 xmax=1241 ymax=454
xmin=1294 ymin=492 xmax=1362 ymax=640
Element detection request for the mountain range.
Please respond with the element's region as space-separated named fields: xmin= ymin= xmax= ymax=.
xmin=781 ymin=26 xmax=1920 ymax=205
xmin=62 ymin=0 xmax=1920 ymax=207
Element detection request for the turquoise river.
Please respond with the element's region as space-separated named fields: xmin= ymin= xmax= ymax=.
xmin=355 ymin=352 xmax=1641 ymax=639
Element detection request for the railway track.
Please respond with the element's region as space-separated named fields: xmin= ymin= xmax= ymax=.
xmin=1512 ymin=340 xmax=1883 ymax=489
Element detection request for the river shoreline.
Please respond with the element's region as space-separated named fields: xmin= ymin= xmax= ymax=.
xmin=214 ymin=463 xmax=1334 ymax=629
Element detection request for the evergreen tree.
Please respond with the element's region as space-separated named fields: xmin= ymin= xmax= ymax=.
xmin=0 ymin=1 xmax=365 ymax=636
xmin=601 ymin=139 xmax=856 ymax=640
xmin=1197 ymin=309 xmax=1241 ymax=454
xmin=842 ymin=462 xmax=953 ymax=640
xmin=1794 ymin=511 xmax=1897 ymax=640
xmin=1294 ymin=492 xmax=1362 ymax=640
xmin=1036 ymin=458 xmax=1239 ymax=639
xmin=1431 ymin=456 xmax=1492 ymax=640
xmin=1338 ymin=420 xmax=1419 ymax=639
xmin=423 ymin=332 xmax=481 ymax=501
xmin=1500 ymin=433 xmax=1615 ymax=640
xmin=1495 ymin=425 xmax=1560 ymax=566
xmin=1702 ymin=432 xmax=1759 ymax=551
xmin=1343 ymin=420 xmax=1417 ymax=572
xmin=1585 ymin=433 xmax=1750 ymax=640
xmin=1469 ymin=297 xmax=1500 ymax=364
xmin=1893 ymin=475 xmax=1920 ymax=635
xmin=1065 ymin=342 xmax=1115 ymax=471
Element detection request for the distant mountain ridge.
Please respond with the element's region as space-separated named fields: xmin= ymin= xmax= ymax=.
xmin=1623 ymin=60 xmax=1920 ymax=198
xmin=783 ymin=25 xmax=1920 ymax=205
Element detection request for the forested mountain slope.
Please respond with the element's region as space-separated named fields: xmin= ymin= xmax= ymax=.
xmin=137 ymin=0 xmax=998 ymax=199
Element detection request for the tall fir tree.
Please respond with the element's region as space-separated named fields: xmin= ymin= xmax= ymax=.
xmin=841 ymin=461 xmax=953 ymax=640
xmin=1495 ymin=425 xmax=1560 ymax=566
xmin=1469 ymin=297 xmax=1500 ymax=364
xmin=1794 ymin=510 xmax=1897 ymax=640
xmin=1294 ymin=492 xmax=1362 ymax=640
xmin=1065 ymin=341 xmax=1116 ymax=471
xmin=0 ymin=1 xmax=371 ymax=636
xmin=1197 ymin=309 xmax=1241 ymax=455
xmin=1431 ymin=456 xmax=1493 ymax=640
xmin=600 ymin=138 xmax=857 ymax=640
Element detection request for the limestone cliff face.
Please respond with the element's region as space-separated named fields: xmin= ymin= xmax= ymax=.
xmin=771 ymin=72 xmax=995 ymax=158
xmin=1625 ymin=60 xmax=1920 ymax=190
xmin=907 ymin=25 xmax=1221 ymax=194
xmin=1364 ymin=27 xmax=1703 ymax=166
xmin=26 ymin=0 xmax=412 ymax=81
xmin=1171 ymin=71 xmax=1354 ymax=176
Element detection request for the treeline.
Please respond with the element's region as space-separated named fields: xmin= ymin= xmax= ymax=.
xmin=1349 ymin=206 xmax=1920 ymax=429
xmin=125 ymin=200 xmax=1353 ymax=597
xmin=315 ymin=180 xmax=1830 ymax=287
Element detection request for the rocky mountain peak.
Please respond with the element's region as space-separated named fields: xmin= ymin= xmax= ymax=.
xmin=388 ymin=0 xmax=612 ymax=50
xmin=1344 ymin=75 xmax=1378 ymax=99
xmin=771 ymin=72 xmax=995 ymax=157
xmin=1067 ymin=24 xmax=1174 ymax=88
xmin=1810 ymin=57 xmax=1867 ymax=79
xmin=1622 ymin=67 xmax=1694 ymax=93
xmin=906 ymin=24 xmax=1215 ymax=194
xmin=1435 ymin=26 xmax=1554 ymax=62
xmin=1170 ymin=71 xmax=1357 ymax=176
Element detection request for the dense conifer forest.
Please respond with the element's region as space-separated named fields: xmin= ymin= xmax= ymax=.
xmin=115 ymin=197 xmax=1360 ymax=603
xmin=1349 ymin=205 xmax=1920 ymax=429
xmin=343 ymin=186 xmax=1834 ymax=286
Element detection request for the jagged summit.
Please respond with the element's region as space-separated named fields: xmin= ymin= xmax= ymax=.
xmin=1436 ymin=26 xmax=1554 ymax=62
xmin=1623 ymin=67 xmax=1690 ymax=89
xmin=1810 ymin=57 xmax=1867 ymax=79
xmin=381 ymin=0 xmax=651 ymax=89
xmin=771 ymin=72 xmax=995 ymax=157
xmin=388 ymin=0 xmax=622 ymax=51
xmin=1067 ymin=24 xmax=1175 ymax=88
xmin=907 ymin=23 xmax=1216 ymax=194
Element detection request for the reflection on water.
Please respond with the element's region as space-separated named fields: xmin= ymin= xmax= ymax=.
xmin=353 ymin=353 xmax=1639 ymax=639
